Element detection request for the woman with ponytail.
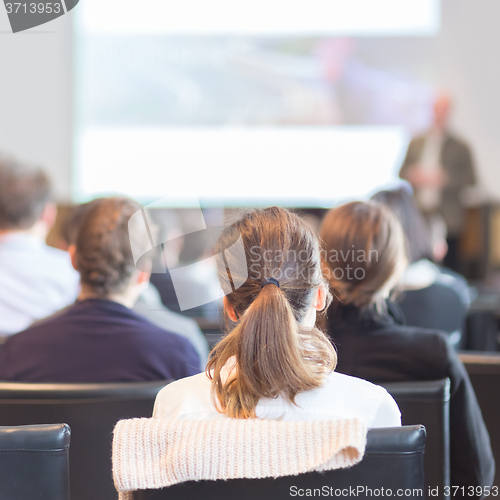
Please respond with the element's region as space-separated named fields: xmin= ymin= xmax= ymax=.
xmin=153 ymin=207 xmax=400 ymax=426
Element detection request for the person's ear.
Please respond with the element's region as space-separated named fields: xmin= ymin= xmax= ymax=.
xmin=314 ymin=284 xmax=327 ymax=311
xmin=137 ymin=271 xmax=151 ymax=286
xmin=68 ymin=244 xmax=78 ymax=271
xmin=223 ymin=296 xmax=238 ymax=322
xmin=133 ymin=256 xmax=152 ymax=288
xmin=40 ymin=202 xmax=57 ymax=229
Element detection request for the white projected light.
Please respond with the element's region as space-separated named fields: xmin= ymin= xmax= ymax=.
xmin=75 ymin=127 xmax=408 ymax=206
xmin=80 ymin=0 xmax=440 ymax=36
xmin=75 ymin=1 xmax=440 ymax=206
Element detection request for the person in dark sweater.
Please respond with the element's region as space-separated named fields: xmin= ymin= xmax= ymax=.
xmin=371 ymin=184 xmax=470 ymax=348
xmin=320 ymin=201 xmax=494 ymax=496
xmin=0 ymin=197 xmax=200 ymax=383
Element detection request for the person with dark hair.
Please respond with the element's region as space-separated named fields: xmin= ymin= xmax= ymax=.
xmin=320 ymin=201 xmax=494 ymax=494
xmin=371 ymin=184 xmax=470 ymax=347
xmin=0 ymin=155 xmax=79 ymax=336
xmin=0 ymin=197 xmax=200 ymax=382
xmin=153 ymin=207 xmax=400 ymax=426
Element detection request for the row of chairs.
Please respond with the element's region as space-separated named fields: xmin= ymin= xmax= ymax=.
xmin=0 ymin=378 xmax=450 ymax=500
xmin=0 ymin=423 xmax=426 ymax=500
xmin=0 ymin=351 xmax=497 ymax=499
xmin=0 ymin=381 xmax=166 ymax=500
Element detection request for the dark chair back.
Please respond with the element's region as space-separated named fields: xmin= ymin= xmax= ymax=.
xmin=0 ymin=423 xmax=70 ymax=500
xmin=0 ymin=381 xmax=169 ymax=500
xmin=460 ymin=351 xmax=500 ymax=487
xmin=130 ymin=425 xmax=425 ymax=500
xmin=380 ymin=379 xmax=450 ymax=498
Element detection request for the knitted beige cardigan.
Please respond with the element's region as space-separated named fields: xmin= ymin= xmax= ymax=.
xmin=113 ymin=417 xmax=367 ymax=500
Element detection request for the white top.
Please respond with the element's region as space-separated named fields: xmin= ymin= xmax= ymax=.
xmin=153 ymin=369 xmax=401 ymax=428
xmin=0 ymin=233 xmax=80 ymax=335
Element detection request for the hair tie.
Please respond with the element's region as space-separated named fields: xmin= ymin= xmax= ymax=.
xmin=261 ymin=277 xmax=280 ymax=289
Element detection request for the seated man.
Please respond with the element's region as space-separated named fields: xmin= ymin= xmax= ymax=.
xmin=59 ymin=203 xmax=210 ymax=370
xmin=0 ymin=156 xmax=79 ymax=336
xmin=0 ymin=197 xmax=200 ymax=382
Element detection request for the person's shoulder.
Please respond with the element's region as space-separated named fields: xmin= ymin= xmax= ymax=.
xmin=29 ymin=304 xmax=75 ymax=328
xmin=378 ymin=315 xmax=449 ymax=342
xmin=131 ymin=312 xmax=200 ymax=359
xmin=134 ymin=298 xmax=201 ymax=335
xmin=134 ymin=312 xmax=193 ymax=344
xmin=153 ymin=372 xmax=211 ymax=418
xmin=42 ymin=243 xmax=71 ymax=258
xmin=364 ymin=318 xmax=451 ymax=370
xmin=407 ymin=328 xmax=455 ymax=380
xmin=158 ymin=372 xmax=209 ymax=394
xmin=411 ymin=132 xmax=427 ymax=142
xmin=407 ymin=133 xmax=427 ymax=147
xmin=326 ymin=371 xmax=391 ymax=398
xmin=318 ymin=372 xmax=400 ymax=427
xmin=39 ymin=244 xmax=79 ymax=284
xmin=169 ymin=313 xmax=201 ymax=332
xmin=437 ymin=267 xmax=470 ymax=300
xmin=391 ymin=323 xmax=449 ymax=352
xmin=444 ymin=133 xmax=474 ymax=154
xmin=429 ymin=277 xmax=470 ymax=309
xmin=2 ymin=312 xmax=65 ymax=348
xmin=396 ymin=323 xmax=449 ymax=342
xmin=40 ymin=244 xmax=75 ymax=267
xmin=445 ymin=132 xmax=467 ymax=145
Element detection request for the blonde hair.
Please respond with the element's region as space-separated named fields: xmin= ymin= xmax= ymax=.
xmin=207 ymin=207 xmax=337 ymax=419
xmin=320 ymin=201 xmax=407 ymax=309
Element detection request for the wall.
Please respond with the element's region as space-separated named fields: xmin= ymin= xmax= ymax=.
xmin=0 ymin=0 xmax=499 ymax=202
xmin=0 ymin=8 xmax=73 ymax=201
xmin=420 ymin=0 xmax=500 ymax=201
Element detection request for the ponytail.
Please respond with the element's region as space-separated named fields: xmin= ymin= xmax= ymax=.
xmin=207 ymin=207 xmax=337 ymax=419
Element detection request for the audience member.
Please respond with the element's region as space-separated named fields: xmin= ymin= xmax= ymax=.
xmin=0 ymin=156 xmax=79 ymax=336
xmin=60 ymin=204 xmax=210 ymax=369
xmin=320 ymin=201 xmax=494 ymax=492
xmin=0 ymin=197 xmax=200 ymax=382
xmin=133 ymin=285 xmax=209 ymax=370
xmin=149 ymin=214 xmax=221 ymax=320
xmin=371 ymin=184 xmax=470 ymax=347
xmin=154 ymin=207 xmax=400 ymax=427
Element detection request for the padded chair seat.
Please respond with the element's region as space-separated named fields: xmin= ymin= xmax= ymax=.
xmin=0 ymin=380 xmax=169 ymax=500
xmin=0 ymin=423 xmax=70 ymax=500
xmin=131 ymin=425 xmax=426 ymax=500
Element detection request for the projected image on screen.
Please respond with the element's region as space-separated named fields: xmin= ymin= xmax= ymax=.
xmin=74 ymin=0 xmax=441 ymax=206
